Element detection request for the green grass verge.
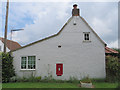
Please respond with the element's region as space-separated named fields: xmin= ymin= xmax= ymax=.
xmin=2 ymin=82 xmax=119 ymax=88
xmin=2 ymin=82 xmax=79 ymax=88
xmin=93 ymin=82 xmax=118 ymax=88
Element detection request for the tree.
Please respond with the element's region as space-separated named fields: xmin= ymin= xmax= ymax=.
xmin=2 ymin=53 xmax=15 ymax=83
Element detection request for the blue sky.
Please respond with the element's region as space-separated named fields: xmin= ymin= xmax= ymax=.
xmin=0 ymin=0 xmax=118 ymax=48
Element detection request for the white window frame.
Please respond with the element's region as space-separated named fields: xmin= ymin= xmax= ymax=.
xmin=20 ymin=56 xmax=36 ymax=71
xmin=83 ymin=32 xmax=91 ymax=42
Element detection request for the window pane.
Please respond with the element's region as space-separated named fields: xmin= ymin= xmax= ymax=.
xmin=84 ymin=34 xmax=86 ymax=40
xmin=84 ymin=33 xmax=89 ymax=41
xmin=87 ymin=34 xmax=89 ymax=40
xmin=21 ymin=57 xmax=26 ymax=69
xmin=28 ymin=56 xmax=36 ymax=69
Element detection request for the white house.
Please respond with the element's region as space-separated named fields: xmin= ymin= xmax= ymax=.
xmin=12 ymin=4 xmax=106 ymax=80
xmin=0 ymin=37 xmax=21 ymax=52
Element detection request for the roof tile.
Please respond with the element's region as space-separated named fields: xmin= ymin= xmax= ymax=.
xmin=0 ymin=37 xmax=21 ymax=51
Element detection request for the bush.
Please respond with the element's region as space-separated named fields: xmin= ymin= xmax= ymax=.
xmin=80 ymin=76 xmax=91 ymax=83
xmin=35 ymin=76 xmax=42 ymax=82
xmin=67 ymin=76 xmax=79 ymax=83
xmin=10 ymin=76 xmax=17 ymax=82
xmin=9 ymin=76 xmax=42 ymax=82
xmin=106 ymin=56 xmax=120 ymax=82
xmin=2 ymin=53 xmax=15 ymax=83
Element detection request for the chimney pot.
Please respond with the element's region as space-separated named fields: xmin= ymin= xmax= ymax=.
xmin=73 ymin=4 xmax=77 ymax=8
xmin=72 ymin=4 xmax=79 ymax=16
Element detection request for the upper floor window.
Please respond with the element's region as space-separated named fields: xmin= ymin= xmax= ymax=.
xmin=21 ymin=56 xmax=36 ymax=70
xmin=83 ymin=32 xmax=90 ymax=41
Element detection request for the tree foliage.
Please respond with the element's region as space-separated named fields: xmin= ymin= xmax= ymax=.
xmin=106 ymin=56 xmax=120 ymax=82
xmin=112 ymin=48 xmax=120 ymax=53
xmin=2 ymin=53 xmax=15 ymax=83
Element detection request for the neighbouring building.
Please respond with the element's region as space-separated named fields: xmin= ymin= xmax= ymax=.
xmin=105 ymin=47 xmax=118 ymax=57
xmin=12 ymin=4 xmax=107 ymax=80
xmin=0 ymin=37 xmax=21 ymax=52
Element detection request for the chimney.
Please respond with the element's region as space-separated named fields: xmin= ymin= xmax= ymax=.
xmin=72 ymin=4 xmax=79 ymax=16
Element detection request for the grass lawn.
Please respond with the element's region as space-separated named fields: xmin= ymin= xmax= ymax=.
xmin=2 ymin=82 xmax=79 ymax=88
xmin=2 ymin=82 xmax=119 ymax=88
xmin=93 ymin=82 xmax=118 ymax=88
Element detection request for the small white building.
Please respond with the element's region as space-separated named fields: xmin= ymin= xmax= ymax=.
xmin=12 ymin=4 xmax=106 ymax=80
xmin=0 ymin=37 xmax=21 ymax=52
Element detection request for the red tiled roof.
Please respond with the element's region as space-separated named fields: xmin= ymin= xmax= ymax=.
xmin=105 ymin=47 xmax=118 ymax=54
xmin=0 ymin=37 xmax=21 ymax=51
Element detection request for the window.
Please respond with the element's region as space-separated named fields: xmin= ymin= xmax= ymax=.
xmin=21 ymin=56 xmax=36 ymax=70
xmin=21 ymin=57 xmax=27 ymax=69
xmin=83 ymin=32 xmax=90 ymax=41
xmin=28 ymin=56 xmax=36 ymax=69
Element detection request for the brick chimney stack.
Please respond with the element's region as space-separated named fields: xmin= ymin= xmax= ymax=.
xmin=72 ymin=4 xmax=79 ymax=16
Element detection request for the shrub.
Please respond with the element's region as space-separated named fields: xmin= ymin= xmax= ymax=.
xmin=2 ymin=52 xmax=15 ymax=83
xmin=10 ymin=76 xmax=17 ymax=82
xmin=67 ymin=76 xmax=79 ymax=83
xmin=106 ymin=56 xmax=120 ymax=82
xmin=9 ymin=76 xmax=42 ymax=82
xmin=80 ymin=76 xmax=91 ymax=83
xmin=35 ymin=76 xmax=42 ymax=82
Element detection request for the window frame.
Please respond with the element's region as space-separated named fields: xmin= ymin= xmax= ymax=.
xmin=21 ymin=56 xmax=27 ymax=69
xmin=20 ymin=56 xmax=36 ymax=71
xmin=83 ymin=32 xmax=91 ymax=42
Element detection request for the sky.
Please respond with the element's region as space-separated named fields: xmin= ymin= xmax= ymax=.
xmin=0 ymin=0 xmax=119 ymax=48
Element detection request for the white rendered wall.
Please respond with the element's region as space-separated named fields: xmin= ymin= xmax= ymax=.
xmin=12 ymin=16 xmax=106 ymax=80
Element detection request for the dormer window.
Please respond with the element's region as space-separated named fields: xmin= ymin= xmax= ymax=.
xmin=83 ymin=32 xmax=90 ymax=41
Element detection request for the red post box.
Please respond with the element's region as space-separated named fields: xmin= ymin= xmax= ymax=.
xmin=56 ymin=63 xmax=63 ymax=76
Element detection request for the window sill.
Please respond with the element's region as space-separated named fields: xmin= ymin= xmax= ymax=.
xmin=20 ymin=69 xmax=36 ymax=71
xmin=83 ymin=40 xmax=91 ymax=43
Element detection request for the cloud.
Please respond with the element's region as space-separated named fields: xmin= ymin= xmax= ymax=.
xmin=108 ymin=40 xmax=118 ymax=48
xmin=91 ymin=17 xmax=112 ymax=37
xmin=0 ymin=1 xmax=3 ymax=37
xmin=81 ymin=2 xmax=118 ymax=47
xmin=1 ymin=2 xmax=118 ymax=49
xmin=10 ymin=2 xmax=71 ymax=45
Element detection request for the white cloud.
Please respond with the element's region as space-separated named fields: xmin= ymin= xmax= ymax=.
xmin=85 ymin=3 xmax=118 ymax=47
xmin=1 ymin=2 xmax=118 ymax=48
xmin=91 ymin=17 xmax=112 ymax=37
xmin=108 ymin=40 xmax=118 ymax=48
xmin=11 ymin=2 xmax=71 ymax=45
xmin=0 ymin=1 xmax=3 ymax=37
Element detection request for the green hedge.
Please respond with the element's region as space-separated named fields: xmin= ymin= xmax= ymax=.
xmin=2 ymin=53 xmax=15 ymax=83
xmin=106 ymin=55 xmax=120 ymax=82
